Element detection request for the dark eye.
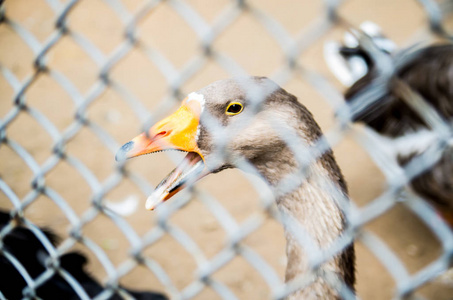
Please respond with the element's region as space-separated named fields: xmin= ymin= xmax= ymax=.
xmin=226 ymin=102 xmax=243 ymax=115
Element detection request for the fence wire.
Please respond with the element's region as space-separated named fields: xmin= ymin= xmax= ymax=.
xmin=1 ymin=0 xmax=453 ymax=299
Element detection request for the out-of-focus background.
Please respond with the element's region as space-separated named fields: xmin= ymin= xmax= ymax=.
xmin=1 ymin=0 xmax=453 ymax=299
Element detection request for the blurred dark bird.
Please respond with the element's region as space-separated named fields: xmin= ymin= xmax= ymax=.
xmin=325 ymin=26 xmax=453 ymax=225
xmin=0 ymin=210 xmax=168 ymax=300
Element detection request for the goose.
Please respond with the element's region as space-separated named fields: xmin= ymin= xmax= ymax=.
xmin=116 ymin=77 xmax=355 ymax=299
xmin=329 ymin=38 xmax=453 ymax=225
xmin=0 ymin=210 xmax=168 ymax=300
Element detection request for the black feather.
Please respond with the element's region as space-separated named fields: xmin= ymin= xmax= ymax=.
xmin=0 ymin=210 xmax=168 ymax=300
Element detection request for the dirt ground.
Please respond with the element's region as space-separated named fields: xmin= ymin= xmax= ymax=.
xmin=1 ymin=0 xmax=453 ymax=299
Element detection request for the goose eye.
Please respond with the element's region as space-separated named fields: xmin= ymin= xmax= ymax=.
xmin=226 ymin=102 xmax=243 ymax=115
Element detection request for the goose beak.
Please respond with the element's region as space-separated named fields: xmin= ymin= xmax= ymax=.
xmin=116 ymin=99 xmax=205 ymax=210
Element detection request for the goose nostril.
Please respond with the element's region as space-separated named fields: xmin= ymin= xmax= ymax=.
xmin=154 ymin=130 xmax=171 ymax=140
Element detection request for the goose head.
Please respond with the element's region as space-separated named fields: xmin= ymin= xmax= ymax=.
xmin=115 ymin=77 xmax=355 ymax=294
xmin=116 ymin=77 xmax=323 ymax=210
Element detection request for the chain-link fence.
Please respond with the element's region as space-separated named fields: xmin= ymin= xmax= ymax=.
xmin=1 ymin=0 xmax=453 ymax=299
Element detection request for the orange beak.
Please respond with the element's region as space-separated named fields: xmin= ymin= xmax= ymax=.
xmin=116 ymin=99 xmax=206 ymax=210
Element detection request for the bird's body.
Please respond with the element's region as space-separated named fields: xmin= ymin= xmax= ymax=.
xmin=117 ymin=77 xmax=355 ymax=298
xmin=342 ymin=44 xmax=453 ymax=224
xmin=0 ymin=211 xmax=167 ymax=300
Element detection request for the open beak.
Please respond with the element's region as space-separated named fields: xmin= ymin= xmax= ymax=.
xmin=115 ymin=99 xmax=206 ymax=210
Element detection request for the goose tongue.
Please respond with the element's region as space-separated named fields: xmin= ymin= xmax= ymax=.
xmin=146 ymin=152 xmax=204 ymax=210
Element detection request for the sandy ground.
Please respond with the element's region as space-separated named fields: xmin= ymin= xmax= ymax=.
xmin=1 ymin=0 xmax=453 ymax=299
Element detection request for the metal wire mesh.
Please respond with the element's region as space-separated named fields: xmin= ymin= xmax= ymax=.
xmin=1 ymin=0 xmax=453 ymax=299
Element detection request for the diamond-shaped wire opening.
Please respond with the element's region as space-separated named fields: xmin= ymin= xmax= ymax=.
xmin=213 ymin=14 xmax=284 ymax=74
xmin=23 ymin=74 xmax=76 ymax=131
xmin=108 ymin=48 xmax=170 ymax=109
xmin=1 ymin=111 xmax=54 ymax=166
xmin=43 ymin=158 xmax=94 ymax=209
xmin=63 ymin=126 xmax=116 ymax=183
xmin=45 ymin=35 xmax=101 ymax=93
xmin=332 ymin=133 xmax=387 ymax=207
xmin=66 ymin=0 xmax=124 ymax=55
xmin=138 ymin=3 xmax=201 ymax=69
xmin=141 ymin=231 xmax=199 ymax=290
